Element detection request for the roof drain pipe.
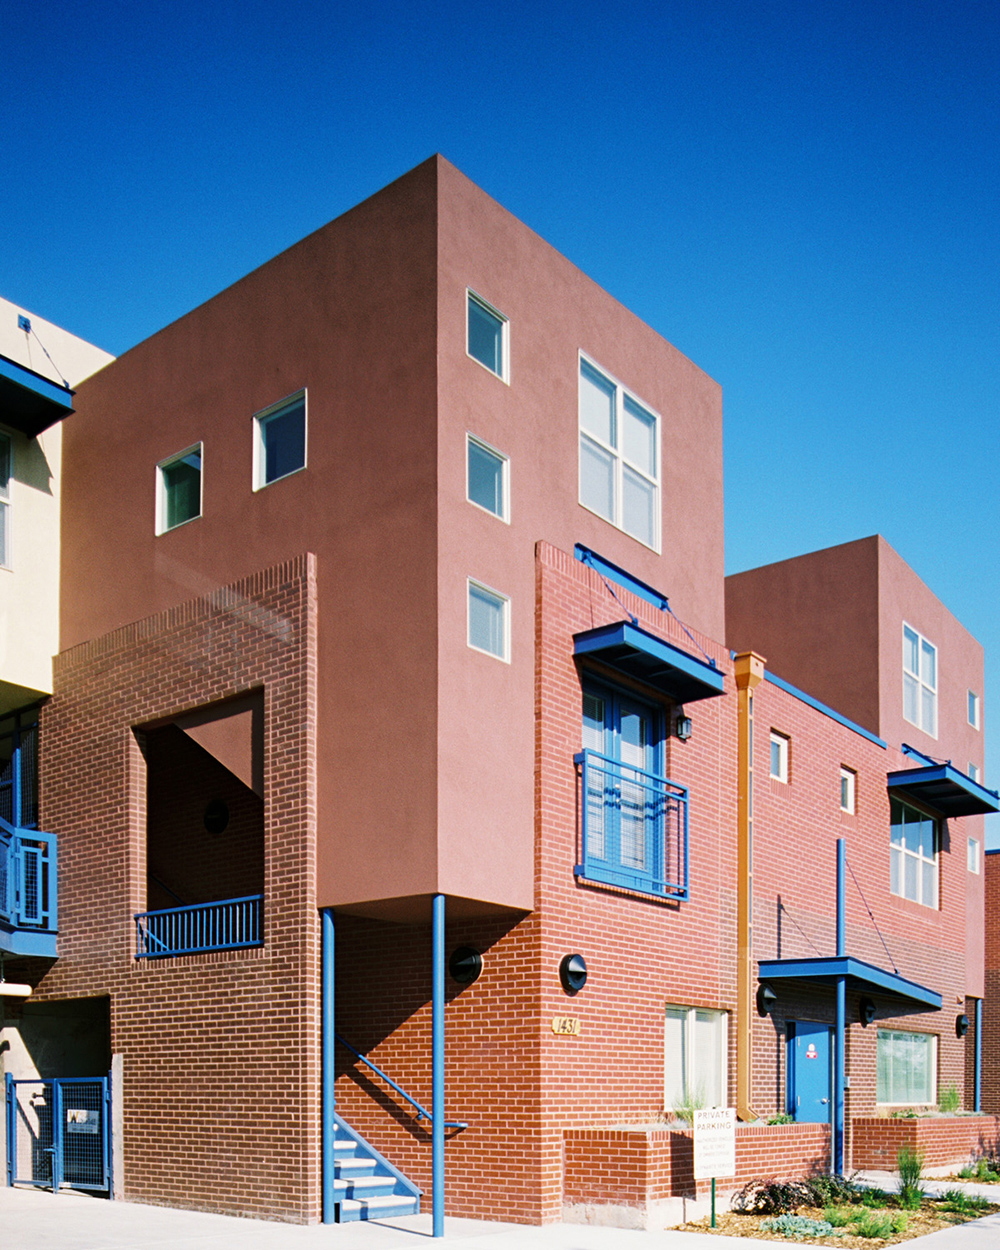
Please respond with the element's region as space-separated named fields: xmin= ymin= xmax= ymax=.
xmin=734 ymin=652 xmax=765 ymax=1123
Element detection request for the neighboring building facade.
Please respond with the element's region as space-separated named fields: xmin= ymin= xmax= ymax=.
xmin=2 ymin=158 xmax=995 ymax=1224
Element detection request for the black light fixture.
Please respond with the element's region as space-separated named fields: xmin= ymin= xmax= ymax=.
xmin=449 ymin=946 xmax=483 ymax=985
xmin=675 ymin=709 xmax=693 ymax=741
xmin=756 ymin=983 xmax=777 ymax=1017
xmin=956 ymin=1013 xmax=969 ymax=1038
xmin=859 ymin=997 xmax=877 ymax=1026
xmin=203 ymin=798 xmax=230 ymax=834
xmin=559 ymin=953 xmax=587 ymax=995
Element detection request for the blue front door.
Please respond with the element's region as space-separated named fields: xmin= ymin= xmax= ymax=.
xmin=789 ymin=1020 xmax=832 ymax=1122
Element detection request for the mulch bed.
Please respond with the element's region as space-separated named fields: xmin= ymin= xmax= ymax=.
xmin=682 ymin=1200 xmax=999 ymax=1244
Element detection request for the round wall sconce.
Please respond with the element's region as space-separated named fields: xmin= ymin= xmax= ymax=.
xmin=956 ymin=1013 xmax=969 ymax=1038
xmin=203 ymin=799 xmax=230 ymax=835
xmin=559 ymin=953 xmax=587 ymax=995
xmin=859 ymin=998 xmax=877 ymax=1026
xmin=449 ymin=946 xmax=483 ymax=985
xmin=756 ymin=983 xmax=777 ymax=1016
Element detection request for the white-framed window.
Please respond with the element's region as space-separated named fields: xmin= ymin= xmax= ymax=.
xmin=466 ymin=434 xmax=509 ymax=521
xmin=467 ymin=290 xmax=508 ymax=381
xmin=903 ymin=623 xmax=937 ymax=737
xmin=969 ymin=762 xmax=980 ymax=783
xmin=665 ymin=1005 xmax=727 ymax=1111
xmin=770 ymin=732 xmax=789 ymax=783
xmin=579 ymin=355 xmax=660 ymax=550
xmin=0 ymin=431 xmax=10 ymax=568
xmin=968 ymin=836 xmax=980 ymax=874
xmin=254 ymin=390 xmax=306 ymax=489
xmin=467 ymin=579 xmax=509 ymax=662
xmin=890 ymin=798 xmax=937 ymax=908
xmin=877 ymin=1029 xmax=936 ymax=1105
xmin=156 ymin=444 xmax=202 ymax=534
xmin=968 ymin=690 xmax=980 ymax=730
xmin=840 ymin=767 xmax=856 ymax=814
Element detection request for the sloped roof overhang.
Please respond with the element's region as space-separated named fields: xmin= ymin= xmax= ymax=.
xmin=0 ymin=354 xmax=74 ymax=437
xmin=887 ymin=762 xmax=1000 ymax=818
xmin=758 ymin=955 xmax=941 ymax=1013
xmin=573 ymin=620 xmax=725 ymax=704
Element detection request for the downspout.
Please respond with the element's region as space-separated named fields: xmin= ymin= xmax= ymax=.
xmin=321 ymin=908 xmax=336 ymax=1223
xmin=834 ymin=840 xmax=846 ymax=1175
xmin=975 ymin=998 xmax=982 ymax=1113
xmin=432 ymin=894 xmax=445 ymax=1237
xmin=734 ymin=652 xmax=765 ymax=1122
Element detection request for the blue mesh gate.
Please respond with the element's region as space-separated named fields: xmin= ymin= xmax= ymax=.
xmin=5 ymin=1074 xmax=111 ymax=1194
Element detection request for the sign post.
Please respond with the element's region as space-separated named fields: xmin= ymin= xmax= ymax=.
xmin=693 ymin=1108 xmax=736 ymax=1228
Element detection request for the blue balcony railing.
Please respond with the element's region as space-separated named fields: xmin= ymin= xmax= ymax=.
xmin=135 ymin=895 xmax=263 ymax=958
xmin=0 ymin=816 xmax=58 ymax=956
xmin=574 ymin=749 xmax=689 ymax=900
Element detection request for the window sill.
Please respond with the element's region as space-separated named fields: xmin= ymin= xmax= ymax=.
xmin=574 ymin=864 xmax=686 ymax=904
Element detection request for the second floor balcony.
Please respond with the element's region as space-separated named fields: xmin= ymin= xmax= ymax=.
xmin=0 ymin=816 xmax=57 ymax=957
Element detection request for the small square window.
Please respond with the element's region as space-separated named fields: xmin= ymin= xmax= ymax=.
xmin=968 ymin=837 xmax=980 ymax=874
xmin=467 ymin=291 xmax=508 ymax=381
xmin=968 ymin=690 xmax=980 ymax=730
xmin=770 ymin=732 xmax=788 ymax=783
xmin=156 ymin=444 xmax=202 ymax=534
xmin=254 ymin=391 xmax=306 ymax=488
xmin=466 ymin=435 xmax=509 ymax=520
xmin=467 ymin=579 xmax=509 ymax=661
xmin=840 ymin=767 xmax=856 ymax=814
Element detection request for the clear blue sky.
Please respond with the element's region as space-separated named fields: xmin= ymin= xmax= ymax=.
xmin=5 ymin=1 xmax=998 ymax=841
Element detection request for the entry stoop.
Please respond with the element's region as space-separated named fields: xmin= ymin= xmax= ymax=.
xmin=332 ymin=1115 xmax=421 ymax=1221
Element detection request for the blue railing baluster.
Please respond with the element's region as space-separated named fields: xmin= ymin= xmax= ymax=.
xmin=134 ymin=894 xmax=263 ymax=958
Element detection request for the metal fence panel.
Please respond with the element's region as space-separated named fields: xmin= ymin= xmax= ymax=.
xmin=6 ymin=1075 xmax=110 ymax=1194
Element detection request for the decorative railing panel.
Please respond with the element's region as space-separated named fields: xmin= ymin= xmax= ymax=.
xmin=0 ymin=817 xmax=57 ymax=933
xmin=135 ymin=894 xmax=263 ymax=958
xmin=574 ymin=749 xmax=688 ymax=900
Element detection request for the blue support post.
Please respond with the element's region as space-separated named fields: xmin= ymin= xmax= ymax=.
xmin=834 ymin=839 xmax=845 ymax=1175
xmin=975 ymin=998 xmax=982 ymax=1113
xmin=432 ymin=894 xmax=445 ymax=1238
xmin=5 ymin=1073 xmax=13 ymax=1186
xmin=321 ymin=908 xmax=336 ymax=1224
xmin=51 ymin=1080 xmax=63 ymax=1194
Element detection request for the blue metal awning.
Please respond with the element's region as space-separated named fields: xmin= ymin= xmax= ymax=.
xmin=0 ymin=354 xmax=74 ymax=437
xmin=574 ymin=620 xmax=725 ymax=703
xmin=758 ymin=956 xmax=941 ymax=1013
xmin=887 ymin=761 xmax=1000 ymax=818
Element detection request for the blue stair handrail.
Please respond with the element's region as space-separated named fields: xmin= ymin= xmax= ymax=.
xmin=336 ymin=1035 xmax=466 ymax=1130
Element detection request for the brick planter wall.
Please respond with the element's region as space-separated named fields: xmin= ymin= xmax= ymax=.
xmin=851 ymin=1115 xmax=1000 ymax=1170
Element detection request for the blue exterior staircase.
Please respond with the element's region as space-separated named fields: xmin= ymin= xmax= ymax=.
xmin=333 ymin=1114 xmax=421 ymax=1221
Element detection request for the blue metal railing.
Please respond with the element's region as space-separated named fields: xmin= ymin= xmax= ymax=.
xmin=336 ymin=1034 xmax=467 ymax=1130
xmin=574 ymin=748 xmax=689 ymax=900
xmin=134 ymin=894 xmax=263 ymax=958
xmin=0 ymin=816 xmax=57 ymax=932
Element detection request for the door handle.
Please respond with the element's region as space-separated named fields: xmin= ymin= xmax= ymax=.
xmin=820 ymin=1098 xmax=829 ymax=1104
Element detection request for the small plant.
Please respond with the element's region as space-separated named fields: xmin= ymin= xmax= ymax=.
xmin=761 ymin=1213 xmax=843 ymax=1239
xmin=822 ymin=1206 xmax=854 ymax=1227
xmin=859 ymin=1186 xmax=889 ymax=1207
xmin=808 ymin=1172 xmax=867 ymax=1206
xmin=852 ymin=1209 xmax=907 ymax=1239
xmin=891 ymin=1107 xmax=917 ymax=1118
xmin=732 ymin=1178 xmax=815 ymax=1214
xmin=938 ymin=1083 xmax=961 ymax=1113
xmin=940 ymin=1188 xmax=991 ymax=1213
xmin=671 ymin=1083 xmax=706 ymax=1125
xmin=767 ymin=1112 xmax=795 ymax=1125
xmin=897 ymin=1144 xmax=925 ymax=1209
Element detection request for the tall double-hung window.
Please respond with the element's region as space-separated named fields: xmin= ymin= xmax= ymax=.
xmin=0 ymin=431 xmax=10 ymax=568
xmin=890 ymin=798 xmax=937 ymax=908
xmin=579 ymin=357 xmax=660 ymax=549
xmin=903 ymin=623 xmax=937 ymax=737
xmin=665 ymin=1005 xmax=728 ymax=1111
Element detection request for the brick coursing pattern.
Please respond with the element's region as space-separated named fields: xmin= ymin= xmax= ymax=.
xmin=984 ymin=853 xmax=1000 ymax=1115
xmin=850 ymin=1115 xmax=1000 ymax=1169
xmin=32 ymin=555 xmax=319 ymax=1222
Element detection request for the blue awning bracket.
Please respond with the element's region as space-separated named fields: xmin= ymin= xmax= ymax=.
xmin=574 ymin=620 xmax=725 ymax=704
xmin=888 ymin=745 xmax=1000 ymax=818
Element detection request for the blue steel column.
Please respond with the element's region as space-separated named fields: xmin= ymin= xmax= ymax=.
xmin=975 ymin=998 xmax=982 ymax=1113
xmin=322 ymin=908 xmax=336 ymax=1223
xmin=834 ymin=839 xmax=846 ymax=1175
xmin=432 ymin=894 xmax=445 ymax=1237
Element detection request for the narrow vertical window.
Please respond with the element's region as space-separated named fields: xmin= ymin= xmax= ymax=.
xmin=467 ymin=580 xmax=509 ymax=661
xmin=967 ymin=837 xmax=980 ymax=874
xmin=466 ymin=436 xmax=509 ymax=520
xmin=890 ymin=798 xmax=938 ymax=908
xmin=0 ymin=432 xmax=10 ymax=568
xmin=157 ymin=445 xmax=202 ymax=534
xmin=902 ymin=623 xmax=937 ymax=737
xmin=969 ymin=762 xmax=980 ymax=783
xmin=467 ymin=291 xmax=508 ymax=381
xmin=840 ymin=767 xmax=856 ymax=813
xmin=769 ymin=732 xmax=789 ymax=783
xmin=968 ymin=690 xmax=980 ymax=729
xmin=254 ymin=391 xmax=306 ymax=488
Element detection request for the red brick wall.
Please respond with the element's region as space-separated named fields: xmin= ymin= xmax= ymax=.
xmin=851 ymin=1115 xmax=1000 ymax=1169
xmin=984 ymin=852 xmax=1000 ymax=1114
xmin=33 ymin=556 xmax=319 ymax=1222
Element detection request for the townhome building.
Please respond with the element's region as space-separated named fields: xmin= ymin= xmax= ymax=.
xmin=2 ymin=157 xmax=995 ymax=1227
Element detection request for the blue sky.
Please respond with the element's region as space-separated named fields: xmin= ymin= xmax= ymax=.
xmin=5 ymin=1 xmax=999 ymax=841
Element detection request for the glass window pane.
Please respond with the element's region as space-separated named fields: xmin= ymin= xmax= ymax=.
xmin=890 ymin=846 xmax=901 ymax=894
xmin=921 ymin=639 xmax=936 ymax=688
xmin=904 ymin=854 xmax=918 ymax=901
xmin=262 ymin=398 xmax=305 ymax=484
xmin=665 ymin=1008 xmax=688 ymax=1109
xmin=162 ymin=451 xmax=201 ymax=530
xmin=921 ymin=685 xmax=936 ymax=736
xmin=468 ymin=583 xmax=506 ymax=658
xmin=623 ymin=396 xmax=656 ymax=477
xmin=694 ymin=1011 xmax=722 ymax=1107
xmin=582 ymin=694 xmax=605 ymax=752
xmin=467 ymin=440 xmax=505 ymax=517
xmin=468 ymin=297 xmax=504 ymax=376
xmin=921 ymin=860 xmax=936 ymax=908
xmin=903 ymin=626 xmax=919 ymax=674
xmin=580 ymin=361 xmax=616 ymax=446
xmin=580 ymin=436 xmax=615 ymax=520
xmin=918 ymin=816 xmax=934 ymax=859
xmin=0 ymin=434 xmax=9 ymax=497
xmin=0 ymin=500 xmax=8 ymax=568
xmin=903 ymin=673 xmax=918 ymax=724
xmin=622 ymin=467 xmax=656 ymax=547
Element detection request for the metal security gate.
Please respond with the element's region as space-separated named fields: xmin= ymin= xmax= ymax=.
xmin=5 ymin=1074 xmax=111 ymax=1195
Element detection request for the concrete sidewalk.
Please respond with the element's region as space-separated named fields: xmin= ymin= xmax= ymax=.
xmin=2 ymin=1184 xmax=999 ymax=1250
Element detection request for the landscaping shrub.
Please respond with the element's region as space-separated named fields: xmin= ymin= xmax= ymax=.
xmin=760 ymin=1214 xmax=843 ymax=1239
xmin=852 ymin=1210 xmax=908 ymax=1238
xmin=897 ymin=1144 xmax=925 ymax=1210
xmin=732 ymin=1178 xmax=815 ymax=1214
